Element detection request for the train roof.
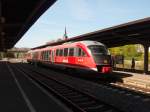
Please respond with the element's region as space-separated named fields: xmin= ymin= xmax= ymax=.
xmin=61 ymin=40 xmax=105 ymax=47
xmin=78 ymin=40 xmax=105 ymax=46
xmin=29 ymin=40 xmax=105 ymax=52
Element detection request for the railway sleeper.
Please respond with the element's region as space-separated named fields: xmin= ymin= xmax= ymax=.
xmin=61 ymin=92 xmax=80 ymax=96
xmin=66 ymin=94 xmax=83 ymax=98
xmin=84 ymin=105 xmax=113 ymax=112
xmin=103 ymin=109 xmax=117 ymax=112
xmin=70 ymin=97 xmax=91 ymax=102
xmin=54 ymin=86 xmax=73 ymax=90
xmin=55 ymin=88 xmax=74 ymax=93
xmin=78 ymin=100 xmax=97 ymax=107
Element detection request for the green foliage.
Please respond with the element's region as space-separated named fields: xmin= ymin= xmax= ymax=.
xmin=109 ymin=44 xmax=144 ymax=61
xmin=5 ymin=52 xmax=15 ymax=58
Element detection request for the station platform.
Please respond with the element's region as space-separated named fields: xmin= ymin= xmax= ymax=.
xmin=114 ymin=71 xmax=150 ymax=89
xmin=0 ymin=61 xmax=71 ymax=112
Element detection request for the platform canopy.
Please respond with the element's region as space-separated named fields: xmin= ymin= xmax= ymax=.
xmin=33 ymin=17 xmax=150 ymax=49
xmin=0 ymin=0 xmax=56 ymax=51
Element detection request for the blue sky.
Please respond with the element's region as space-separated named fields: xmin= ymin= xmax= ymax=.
xmin=15 ymin=0 xmax=150 ymax=48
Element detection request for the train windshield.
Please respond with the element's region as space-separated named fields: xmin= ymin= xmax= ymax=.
xmin=88 ymin=45 xmax=109 ymax=55
xmin=88 ymin=45 xmax=111 ymax=65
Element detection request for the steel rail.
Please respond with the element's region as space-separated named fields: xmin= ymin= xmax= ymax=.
xmin=12 ymin=64 xmax=122 ymax=112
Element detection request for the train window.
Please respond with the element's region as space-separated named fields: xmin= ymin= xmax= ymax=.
xmin=64 ymin=48 xmax=68 ymax=56
xmin=69 ymin=48 xmax=74 ymax=56
xmin=40 ymin=52 xmax=42 ymax=60
xmin=48 ymin=51 xmax=49 ymax=60
xmin=49 ymin=51 xmax=51 ymax=61
xmin=78 ymin=48 xmax=82 ymax=56
xmin=56 ymin=49 xmax=59 ymax=56
xmin=43 ymin=51 xmax=45 ymax=60
xmin=44 ymin=51 xmax=46 ymax=60
xmin=41 ymin=52 xmax=43 ymax=60
xmin=59 ymin=49 xmax=63 ymax=56
xmin=82 ymin=50 xmax=86 ymax=56
xmin=45 ymin=51 xmax=47 ymax=60
xmin=78 ymin=48 xmax=87 ymax=57
xmin=88 ymin=45 xmax=108 ymax=55
xmin=46 ymin=51 xmax=50 ymax=61
xmin=43 ymin=51 xmax=49 ymax=61
xmin=49 ymin=50 xmax=51 ymax=55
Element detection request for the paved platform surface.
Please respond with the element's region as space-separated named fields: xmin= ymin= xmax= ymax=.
xmin=0 ymin=61 xmax=71 ymax=112
xmin=114 ymin=71 xmax=150 ymax=89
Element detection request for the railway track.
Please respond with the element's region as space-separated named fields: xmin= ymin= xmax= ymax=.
xmin=70 ymin=72 xmax=150 ymax=101
xmin=48 ymin=65 xmax=150 ymax=101
xmin=20 ymin=63 xmax=150 ymax=99
xmin=46 ymin=65 xmax=150 ymax=98
xmin=12 ymin=64 xmax=122 ymax=112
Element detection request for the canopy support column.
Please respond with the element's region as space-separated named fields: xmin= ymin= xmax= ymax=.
xmin=143 ymin=44 xmax=149 ymax=74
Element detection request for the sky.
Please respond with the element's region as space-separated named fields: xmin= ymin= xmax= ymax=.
xmin=15 ymin=0 xmax=150 ymax=48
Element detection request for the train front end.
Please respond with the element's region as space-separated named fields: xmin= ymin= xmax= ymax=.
xmin=88 ymin=43 xmax=112 ymax=73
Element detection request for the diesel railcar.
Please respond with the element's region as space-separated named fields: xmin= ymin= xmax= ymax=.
xmin=26 ymin=40 xmax=112 ymax=73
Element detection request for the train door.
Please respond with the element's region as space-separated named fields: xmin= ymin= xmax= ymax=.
xmin=76 ymin=47 xmax=88 ymax=67
xmin=49 ymin=50 xmax=51 ymax=62
xmin=63 ymin=48 xmax=69 ymax=63
xmin=68 ymin=48 xmax=75 ymax=64
xmin=51 ymin=50 xmax=55 ymax=63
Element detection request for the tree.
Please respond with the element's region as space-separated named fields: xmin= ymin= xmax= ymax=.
xmin=5 ymin=52 xmax=15 ymax=58
xmin=109 ymin=44 xmax=143 ymax=60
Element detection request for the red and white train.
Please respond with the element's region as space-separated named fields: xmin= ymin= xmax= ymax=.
xmin=26 ymin=40 xmax=112 ymax=73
